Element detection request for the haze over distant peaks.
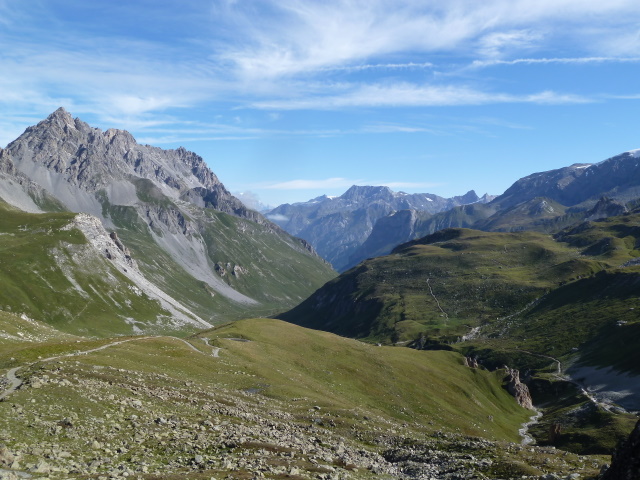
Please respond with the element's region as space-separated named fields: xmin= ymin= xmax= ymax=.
xmin=266 ymin=184 xmax=490 ymax=271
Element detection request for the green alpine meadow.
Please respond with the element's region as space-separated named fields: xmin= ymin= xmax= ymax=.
xmin=1 ymin=109 xmax=639 ymax=479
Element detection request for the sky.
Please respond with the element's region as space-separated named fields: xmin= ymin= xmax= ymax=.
xmin=2 ymin=1 xmax=640 ymax=208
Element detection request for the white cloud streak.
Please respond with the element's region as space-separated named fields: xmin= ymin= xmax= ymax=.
xmin=374 ymin=181 xmax=443 ymax=189
xmin=318 ymin=62 xmax=435 ymax=73
xmin=470 ymin=56 xmax=640 ymax=68
xmin=261 ymin=178 xmax=442 ymax=191
xmin=251 ymin=84 xmax=591 ymax=110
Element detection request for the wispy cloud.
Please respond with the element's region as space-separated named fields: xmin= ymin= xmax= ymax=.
xmin=603 ymin=93 xmax=640 ymax=100
xmin=469 ymin=56 xmax=640 ymax=69
xmin=219 ymin=0 xmax=640 ymax=80
xmin=251 ymin=83 xmax=591 ymax=110
xmin=217 ymin=1 xmax=462 ymax=79
xmin=375 ymin=181 xmax=443 ymax=189
xmin=477 ymin=30 xmax=542 ymax=59
xmin=362 ymin=123 xmax=443 ymax=135
xmin=319 ymin=62 xmax=435 ymax=73
xmin=1 ymin=0 xmax=640 ymax=146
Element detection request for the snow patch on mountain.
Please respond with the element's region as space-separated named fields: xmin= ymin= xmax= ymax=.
xmin=627 ymin=148 xmax=640 ymax=158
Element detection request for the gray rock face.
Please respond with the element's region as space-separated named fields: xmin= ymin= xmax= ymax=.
xmin=347 ymin=209 xmax=430 ymax=268
xmin=506 ymin=368 xmax=534 ymax=410
xmin=5 ymin=107 xmax=259 ymax=222
xmin=0 ymin=147 xmax=62 ymax=213
xmin=584 ymin=197 xmax=628 ymax=221
xmin=267 ymin=185 xmax=482 ymax=271
xmin=495 ymin=152 xmax=640 ymax=210
xmin=601 ymin=419 xmax=640 ymax=480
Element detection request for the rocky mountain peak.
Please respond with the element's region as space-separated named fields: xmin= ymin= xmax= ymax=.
xmin=478 ymin=193 xmax=497 ymax=203
xmin=4 ymin=108 xmax=262 ymax=223
xmin=453 ymin=190 xmax=480 ymax=204
xmin=104 ymin=127 xmax=136 ymax=146
xmin=47 ymin=106 xmax=75 ymax=125
xmin=341 ymin=185 xmax=394 ymax=202
xmin=585 ymin=196 xmax=628 ymax=221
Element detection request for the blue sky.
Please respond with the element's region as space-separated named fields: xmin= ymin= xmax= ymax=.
xmin=2 ymin=1 xmax=640 ymax=208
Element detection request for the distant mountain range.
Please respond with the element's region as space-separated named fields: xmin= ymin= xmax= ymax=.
xmin=266 ymin=185 xmax=493 ymax=271
xmin=0 ymin=108 xmax=335 ymax=335
xmin=269 ymin=150 xmax=640 ymax=271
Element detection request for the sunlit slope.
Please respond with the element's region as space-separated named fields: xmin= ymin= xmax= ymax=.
xmin=0 ymin=195 xmax=336 ymax=336
xmin=0 ymin=316 xmax=605 ymax=479
xmin=0 ymin=202 xmax=174 ymax=336
xmin=198 ymin=318 xmax=529 ymax=441
xmin=280 ymin=227 xmax=604 ymax=344
xmin=282 ymin=213 xmax=640 ymax=351
xmin=464 ymin=213 xmax=640 ymax=367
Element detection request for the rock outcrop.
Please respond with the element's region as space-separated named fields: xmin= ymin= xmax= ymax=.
xmin=601 ymin=419 xmax=640 ymax=480
xmin=585 ymin=196 xmax=628 ymax=221
xmin=506 ymin=368 xmax=534 ymax=410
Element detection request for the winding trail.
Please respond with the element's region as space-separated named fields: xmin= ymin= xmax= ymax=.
xmin=516 ymin=349 xmax=563 ymax=376
xmin=426 ymin=278 xmax=448 ymax=321
xmin=0 ymin=335 xmax=219 ymax=401
xmin=202 ymin=337 xmax=220 ymax=357
xmin=514 ymin=348 xmax=627 ymax=412
xmin=2 ymin=368 xmax=22 ymax=400
xmin=171 ymin=337 xmax=205 ymax=354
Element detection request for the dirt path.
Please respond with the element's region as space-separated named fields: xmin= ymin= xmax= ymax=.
xmin=0 ymin=335 xmax=218 ymax=401
xmin=171 ymin=337 xmax=205 ymax=354
xmin=0 ymin=337 xmax=152 ymax=401
xmin=515 ymin=348 xmax=630 ymax=412
xmin=202 ymin=337 xmax=220 ymax=357
xmin=426 ymin=278 xmax=448 ymax=320
xmin=0 ymin=367 xmax=22 ymax=401
xmin=516 ymin=349 xmax=563 ymax=376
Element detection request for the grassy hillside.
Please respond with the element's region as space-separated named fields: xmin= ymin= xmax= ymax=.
xmin=0 ymin=201 xmax=173 ymax=336
xmin=198 ymin=318 xmax=529 ymax=441
xmin=0 ymin=316 xmax=606 ymax=479
xmin=280 ymin=227 xmax=605 ymax=345
xmin=0 ymin=192 xmax=335 ymax=337
xmin=280 ymin=214 xmax=640 ymax=455
xmin=283 ymin=212 xmax=640 ymax=351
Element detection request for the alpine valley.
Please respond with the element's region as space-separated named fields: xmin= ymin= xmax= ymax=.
xmin=0 ymin=109 xmax=639 ymax=480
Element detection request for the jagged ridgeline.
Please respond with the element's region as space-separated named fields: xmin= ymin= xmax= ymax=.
xmin=0 ymin=108 xmax=335 ymax=335
xmin=337 ymin=153 xmax=640 ymax=269
xmin=266 ymin=185 xmax=490 ymax=272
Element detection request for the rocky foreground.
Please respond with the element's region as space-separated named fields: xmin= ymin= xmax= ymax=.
xmin=0 ymin=354 xmax=608 ymax=480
